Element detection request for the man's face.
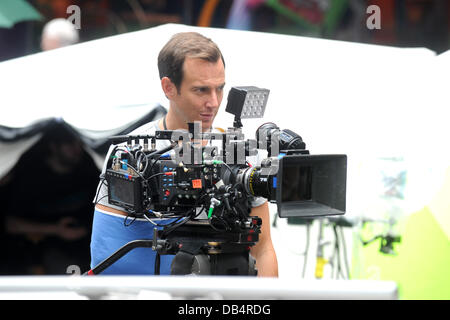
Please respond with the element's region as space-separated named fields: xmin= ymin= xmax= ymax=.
xmin=170 ymin=57 xmax=225 ymax=131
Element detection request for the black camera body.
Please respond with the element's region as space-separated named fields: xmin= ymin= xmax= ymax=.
xmin=105 ymin=131 xmax=262 ymax=234
xmin=105 ymin=123 xmax=347 ymax=221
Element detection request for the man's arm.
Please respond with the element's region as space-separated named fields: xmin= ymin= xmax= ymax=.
xmin=249 ymin=202 xmax=278 ymax=277
xmin=5 ymin=216 xmax=87 ymax=241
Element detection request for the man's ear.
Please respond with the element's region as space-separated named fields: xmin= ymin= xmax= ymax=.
xmin=161 ymin=77 xmax=177 ymax=99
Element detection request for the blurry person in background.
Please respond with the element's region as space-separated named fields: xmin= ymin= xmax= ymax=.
xmin=40 ymin=18 xmax=79 ymax=51
xmin=3 ymin=126 xmax=99 ymax=275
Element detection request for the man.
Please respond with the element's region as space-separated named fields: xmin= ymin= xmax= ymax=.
xmin=91 ymin=32 xmax=278 ymax=277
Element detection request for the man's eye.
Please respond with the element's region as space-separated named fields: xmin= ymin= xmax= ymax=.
xmin=195 ymin=88 xmax=208 ymax=93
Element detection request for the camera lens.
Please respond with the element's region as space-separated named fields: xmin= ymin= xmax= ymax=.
xmin=238 ymin=167 xmax=271 ymax=199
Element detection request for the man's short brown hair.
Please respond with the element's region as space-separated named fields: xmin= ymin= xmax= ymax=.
xmin=158 ymin=32 xmax=225 ymax=90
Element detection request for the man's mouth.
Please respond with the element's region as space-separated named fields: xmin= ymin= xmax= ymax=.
xmin=199 ymin=113 xmax=214 ymax=120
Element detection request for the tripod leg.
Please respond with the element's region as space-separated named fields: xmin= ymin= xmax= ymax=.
xmin=191 ymin=255 xmax=211 ymax=275
xmin=210 ymin=252 xmax=256 ymax=275
xmin=170 ymin=251 xmax=195 ymax=275
xmin=170 ymin=242 xmax=205 ymax=275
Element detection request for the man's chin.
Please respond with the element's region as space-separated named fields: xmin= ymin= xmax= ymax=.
xmin=187 ymin=117 xmax=214 ymax=131
xmin=203 ymin=121 xmax=216 ymax=131
xmin=198 ymin=119 xmax=214 ymax=131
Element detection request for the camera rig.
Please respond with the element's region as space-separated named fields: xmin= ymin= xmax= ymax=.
xmin=88 ymin=86 xmax=347 ymax=276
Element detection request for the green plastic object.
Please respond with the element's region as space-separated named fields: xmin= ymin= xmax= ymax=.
xmin=264 ymin=0 xmax=348 ymax=36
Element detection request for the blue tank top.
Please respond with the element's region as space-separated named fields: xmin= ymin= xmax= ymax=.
xmin=90 ymin=208 xmax=175 ymax=275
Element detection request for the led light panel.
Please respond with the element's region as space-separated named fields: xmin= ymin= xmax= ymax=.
xmin=225 ymin=86 xmax=270 ymax=119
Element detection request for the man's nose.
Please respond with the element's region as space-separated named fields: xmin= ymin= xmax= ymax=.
xmin=206 ymin=91 xmax=220 ymax=109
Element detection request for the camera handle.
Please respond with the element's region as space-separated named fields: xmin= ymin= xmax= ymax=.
xmin=85 ymin=240 xmax=149 ymax=275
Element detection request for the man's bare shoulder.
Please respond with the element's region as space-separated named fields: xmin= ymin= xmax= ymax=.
xmin=128 ymin=119 xmax=161 ymax=135
xmin=95 ymin=203 xmax=127 ymax=216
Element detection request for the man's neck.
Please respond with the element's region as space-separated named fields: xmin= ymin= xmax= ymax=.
xmin=160 ymin=111 xmax=182 ymax=130
xmin=161 ymin=110 xmax=212 ymax=147
xmin=161 ymin=110 xmax=212 ymax=132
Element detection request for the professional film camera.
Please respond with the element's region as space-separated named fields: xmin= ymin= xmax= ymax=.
xmin=88 ymin=86 xmax=347 ymax=276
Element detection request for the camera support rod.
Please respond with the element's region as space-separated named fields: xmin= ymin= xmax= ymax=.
xmin=85 ymin=239 xmax=159 ymax=275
